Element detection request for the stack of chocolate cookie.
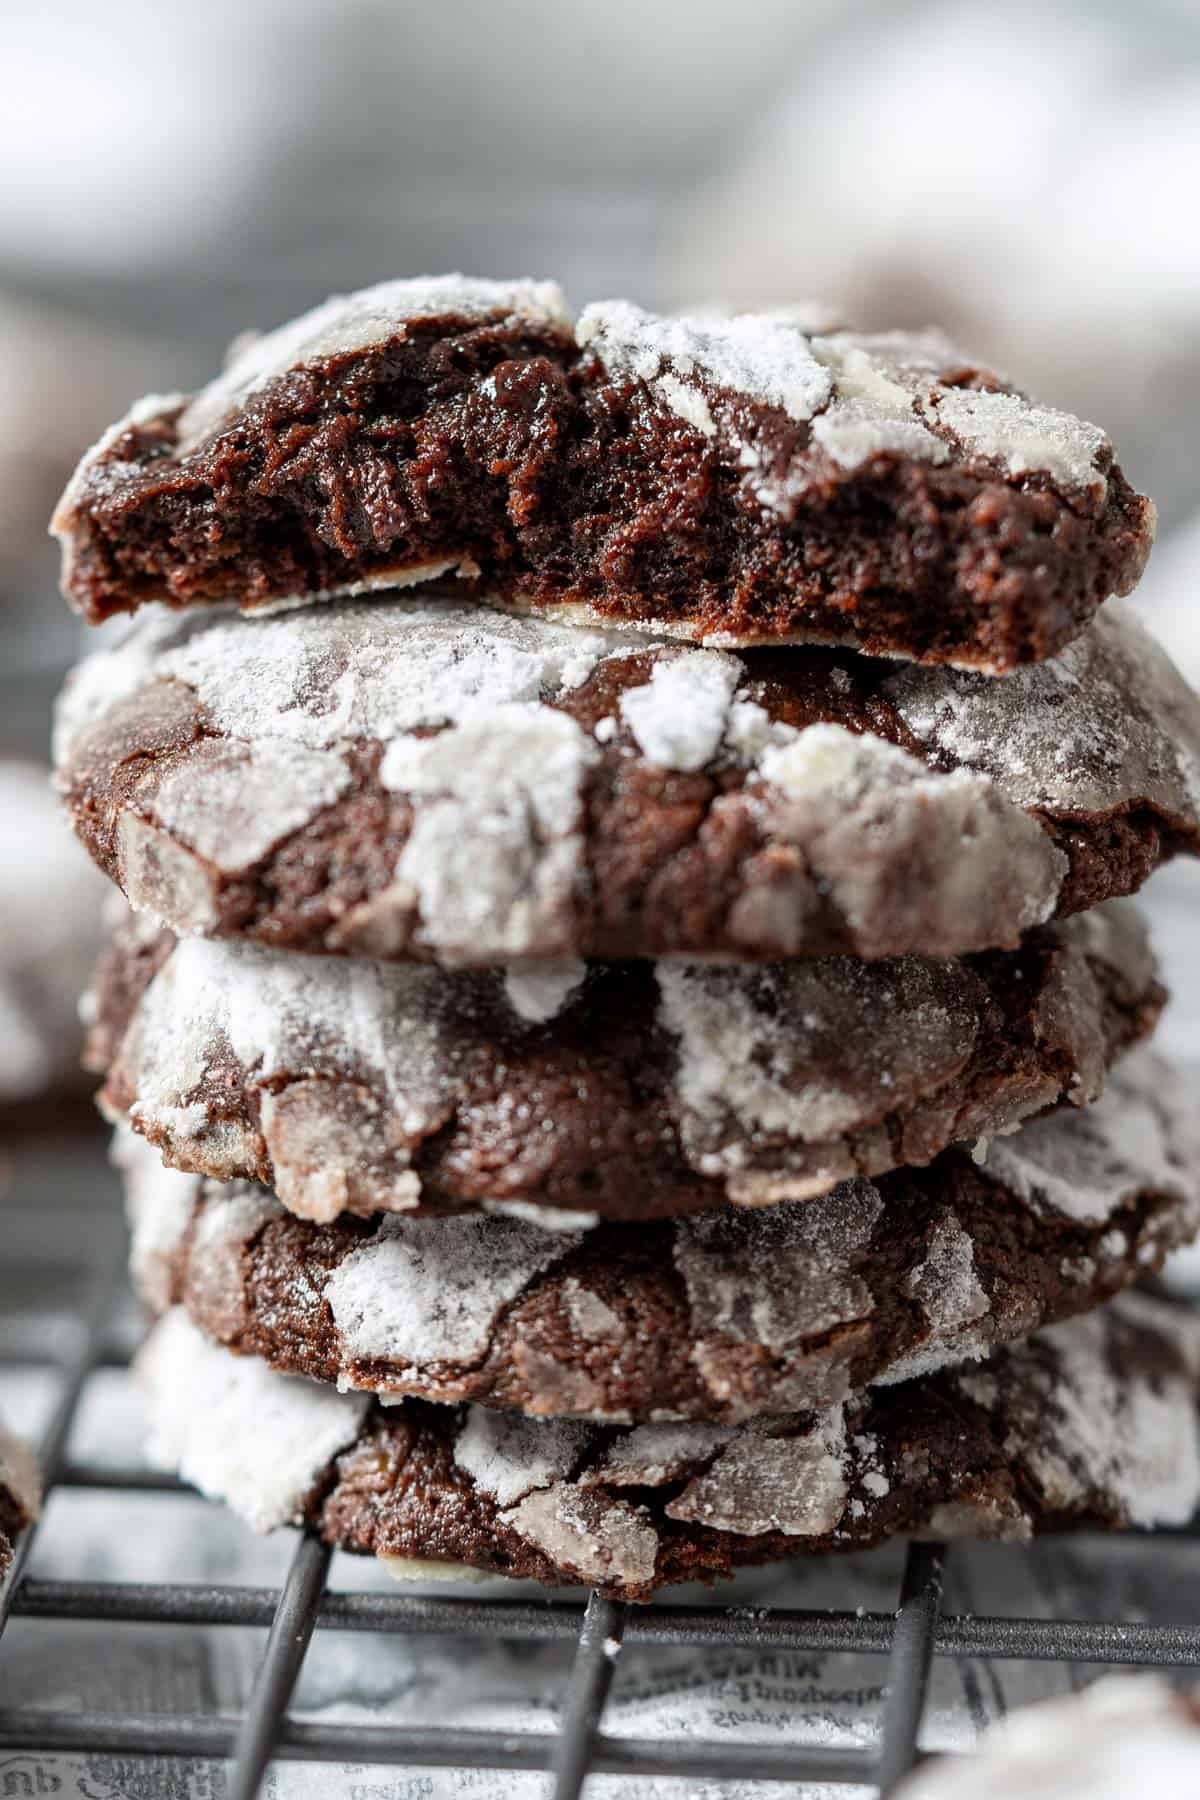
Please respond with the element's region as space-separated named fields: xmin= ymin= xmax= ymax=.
xmin=52 ymin=278 xmax=1200 ymax=1598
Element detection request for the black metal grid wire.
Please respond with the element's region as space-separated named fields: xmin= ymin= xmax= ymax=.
xmin=3 ymin=1206 xmax=1200 ymax=1799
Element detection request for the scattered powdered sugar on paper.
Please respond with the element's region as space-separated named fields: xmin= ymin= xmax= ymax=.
xmin=454 ymin=1409 xmax=590 ymax=1507
xmin=673 ymin=1182 xmax=883 ymax=1347
xmin=655 ymin=958 xmax=977 ymax=1168
xmin=326 ymin=1213 xmax=583 ymax=1368
xmin=617 ymin=650 xmax=742 ymax=770
xmin=503 ymin=959 xmax=587 ymax=1024
xmin=578 ymin=300 xmax=833 ymax=425
xmin=667 ymin=1410 xmax=849 ymax=1538
xmin=981 ymin=1048 xmax=1191 ymax=1225
xmin=179 ymin=275 xmax=571 ymax=446
xmin=136 ymin=1310 xmax=368 ymax=1533
xmin=380 ymin=702 xmax=598 ymax=961
xmin=883 ymin=604 xmax=1200 ymax=821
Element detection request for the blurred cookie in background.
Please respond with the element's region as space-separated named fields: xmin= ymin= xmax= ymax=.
xmin=0 ymin=760 xmax=107 ymax=1147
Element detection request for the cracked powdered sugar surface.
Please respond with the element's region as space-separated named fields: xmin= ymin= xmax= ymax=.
xmin=380 ymin=702 xmax=599 ymax=961
xmin=884 ymin=605 xmax=1200 ymax=821
xmin=125 ymin=936 xmax=449 ymax=1147
xmin=578 ymin=300 xmax=834 ymax=424
xmin=453 ymin=1409 xmax=591 ymax=1507
xmin=980 ymin=1047 xmax=1193 ymax=1226
xmin=55 ymin=595 xmax=619 ymax=761
xmin=326 ymin=1213 xmax=584 ymax=1369
xmin=673 ymin=1181 xmax=883 ymax=1346
xmin=655 ymin=958 xmax=977 ymax=1165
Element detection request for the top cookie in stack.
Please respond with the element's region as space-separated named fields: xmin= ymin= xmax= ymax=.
xmin=52 ymin=279 xmax=1200 ymax=1599
xmin=53 ymin=277 xmax=1153 ymax=669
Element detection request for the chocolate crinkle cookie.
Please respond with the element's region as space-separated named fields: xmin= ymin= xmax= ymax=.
xmin=88 ymin=901 xmax=1162 ymax=1224
xmin=52 ymin=277 xmax=1154 ymax=672
xmin=0 ymin=1421 xmax=40 ymax=1576
xmin=896 ymin=1677 xmax=1200 ymax=1800
xmin=120 ymin=1048 xmax=1200 ymax=1425
xmin=53 ymin=596 xmax=1200 ymax=966
xmin=136 ymin=1294 xmax=1200 ymax=1602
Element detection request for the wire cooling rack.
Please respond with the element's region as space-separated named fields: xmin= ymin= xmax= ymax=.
xmin=3 ymin=1150 xmax=1200 ymax=1800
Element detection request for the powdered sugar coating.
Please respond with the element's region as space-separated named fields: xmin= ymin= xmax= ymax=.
xmin=673 ymin=1181 xmax=882 ymax=1347
xmin=666 ymin=1410 xmax=849 ymax=1537
xmin=326 ymin=1213 xmax=582 ymax=1369
xmin=929 ymin=387 xmax=1109 ymax=499
xmin=502 ymin=1481 xmax=660 ymax=1586
xmin=982 ymin=1048 xmax=1197 ymax=1225
xmin=115 ymin=1123 xmax=203 ymax=1312
xmin=885 ymin=603 xmax=1200 ymax=822
xmin=56 ymin=598 xmax=616 ymax=762
xmin=179 ymin=276 xmax=571 ymax=448
xmin=100 ymin=899 xmax=1161 ymax=1228
xmin=503 ymin=959 xmax=587 ymax=1024
xmin=453 ymin=1410 xmax=589 ymax=1506
xmin=139 ymin=1027 xmax=1200 ymax=1423
xmin=749 ymin=723 xmax=1063 ymax=956
xmin=905 ymin=1213 xmax=991 ymax=1337
xmin=119 ymin=937 xmax=451 ymax=1220
xmin=618 ymin=650 xmax=742 ymax=770
xmin=656 ymin=957 xmax=978 ymax=1175
xmin=578 ymin=306 xmax=1114 ymax=497
xmin=148 ymin=737 xmax=351 ymax=874
xmin=578 ymin=300 xmax=833 ymax=426
xmin=811 ymin=332 xmax=952 ymax=470
xmin=58 ymin=599 xmax=1200 ymax=969
xmin=137 ymin=1310 xmax=368 ymax=1531
xmin=987 ymin=1299 xmax=1200 ymax=1527
xmin=379 ymin=702 xmax=598 ymax=962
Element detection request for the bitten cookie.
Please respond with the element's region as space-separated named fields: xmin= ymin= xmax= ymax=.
xmin=897 ymin=1677 xmax=1200 ymax=1800
xmin=0 ymin=1421 xmax=40 ymax=1576
xmin=137 ymin=1294 xmax=1200 ymax=1602
xmin=52 ymin=277 xmax=1153 ymax=670
xmin=54 ymin=597 xmax=1200 ymax=966
xmin=123 ymin=1048 xmax=1200 ymax=1424
xmin=89 ymin=902 xmax=1162 ymax=1224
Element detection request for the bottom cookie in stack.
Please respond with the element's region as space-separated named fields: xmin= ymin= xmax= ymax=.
xmin=123 ymin=1040 xmax=1200 ymax=1601
xmin=138 ymin=1295 xmax=1200 ymax=1601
